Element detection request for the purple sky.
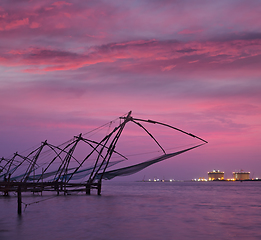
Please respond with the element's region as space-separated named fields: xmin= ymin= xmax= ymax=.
xmin=1 ymin=0 xmax=261 ymax=180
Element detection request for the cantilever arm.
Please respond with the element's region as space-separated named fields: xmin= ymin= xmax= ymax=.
xmin=128 ymin=118 xmax=208 ymax=144
xmin=131 ymin=120 xmax=166 ymax=154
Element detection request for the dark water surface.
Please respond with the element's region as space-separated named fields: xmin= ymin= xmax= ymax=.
xmin=1 ymin=181 xmax=261 ymax=240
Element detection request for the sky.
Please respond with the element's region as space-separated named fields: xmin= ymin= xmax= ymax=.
xmin=0 ymin=0 xmax=261 ymax=181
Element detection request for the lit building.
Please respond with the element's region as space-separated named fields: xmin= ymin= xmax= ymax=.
xmin=233 ymin=171 xmax=250 ymax=180
xmin=208 ymin=169 xmax=224 ymax=181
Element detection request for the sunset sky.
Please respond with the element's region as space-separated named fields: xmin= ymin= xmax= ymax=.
xmin=1 ymin=0 xmax=261 ymax=180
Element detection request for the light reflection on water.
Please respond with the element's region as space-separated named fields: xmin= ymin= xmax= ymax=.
xmin=1 ymin=181 xmax=261 ymax=240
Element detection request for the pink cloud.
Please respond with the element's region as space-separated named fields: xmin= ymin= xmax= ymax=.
xmin=1 ymin=38 xmax=260 ymax=73
xmin=178 ymin=28 xmax=204 ymax=35
xmin=30 ymin=22 xmax=40 ymax=28
xmin=52 ymin=1 xmax=72 ymax=7
xmin=161 ymin=65 xmax=176 ymax=71
xmin=0 ymin=18 xmax=29 ymax=31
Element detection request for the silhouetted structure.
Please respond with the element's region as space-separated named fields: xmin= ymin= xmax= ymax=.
xmin=1 ymin=111 xmax=207 ymax=197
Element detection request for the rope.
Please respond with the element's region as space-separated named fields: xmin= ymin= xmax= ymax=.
xmin=22 ymin=195 xmax=57 ymax=212
xmin=123 ymin=143 xmax=198 ymax=157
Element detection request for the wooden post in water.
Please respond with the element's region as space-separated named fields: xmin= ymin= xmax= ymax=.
xmin=17 ymin=185 xmax=22 ymax=215
xmin=64 ymin=182 xmax=66 ymax=195
xmin=3 ymin=175 xmax=8 ymax=196
xmin=41 ymin=168 xmax=43 ymax=196
xmin=97 ymin=180 xmax=101 ymax=196
xmin=86 ymin=183 xmax=90 ymax=195
xmin=55 ymin=182 xmax=59 ymax=195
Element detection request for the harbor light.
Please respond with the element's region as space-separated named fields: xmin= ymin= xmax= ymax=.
xmin=233 ymin=171 xmax=250 ymax=180
xmin=208 ymin=169 xmax=224 ymax=181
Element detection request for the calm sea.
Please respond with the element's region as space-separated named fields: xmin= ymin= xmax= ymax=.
xmin=1 ymin=181 xmax=261 ymax=240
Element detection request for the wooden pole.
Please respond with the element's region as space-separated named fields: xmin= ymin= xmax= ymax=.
xmin=17 ymin=185 xmax=22 ymax=215
xmin=97 ymin=180 xmax=101 ymax=196
xmin=4 ymin=175 xmax=9 ymax=196
xmin=64 ymin=182 xmax=66 ymax=196
xmin=86 ymin=183 xmax=90 ymax=195
xmin=55 ymin=182 xmax=59 ymax=195
xmin=41 ymin=168 xmax=43 ymax=196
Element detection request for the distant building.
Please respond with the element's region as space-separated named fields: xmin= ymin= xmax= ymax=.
xmin=208 ymin=170 xmax=224 ymax=181
xmin=233 ymin=171 xmax=250 ymax=180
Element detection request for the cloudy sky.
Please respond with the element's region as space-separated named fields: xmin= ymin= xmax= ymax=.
xmin=1 ymin=0 xmax=261 ymax=180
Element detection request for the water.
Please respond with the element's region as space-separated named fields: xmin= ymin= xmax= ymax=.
xmin=1 ymin=181 xmax=261 ymax=240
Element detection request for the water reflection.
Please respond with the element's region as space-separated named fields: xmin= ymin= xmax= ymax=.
xmin=1 ymin=181 xmax=261 ymax=240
